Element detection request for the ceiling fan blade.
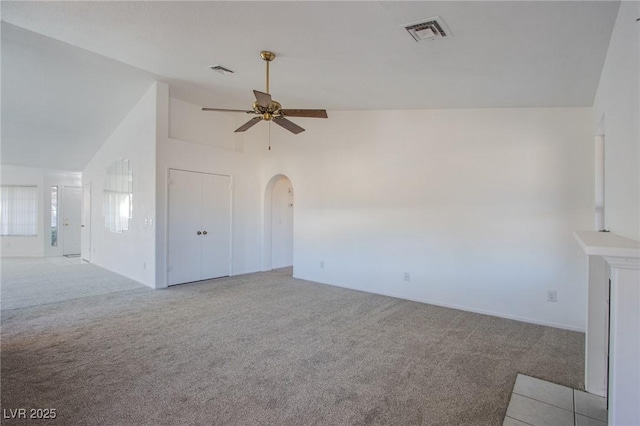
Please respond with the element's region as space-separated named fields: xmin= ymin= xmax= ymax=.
xmin=234 ymin=117 xmax=263 ymax=133
xmin=280 ymin=109 xmax=328 ymax=119
xmin=253 ymin=90 xmax=272 ymax=108
xmin=273 ymin=117 xmax=305 ymax=134
xmin=202 ymin=108 xmax=253 ymax=113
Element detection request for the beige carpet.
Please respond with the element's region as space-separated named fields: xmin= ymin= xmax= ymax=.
xmin=1 ymin=257 xmax=147 ymax=310
xmin=1 ymin=268 xmax=584 ymax=425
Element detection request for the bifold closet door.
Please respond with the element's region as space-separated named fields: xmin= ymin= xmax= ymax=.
xmin=200 ymin=173 xmax=231 ymax=280
xmin=168 ymin=169 xmax=232 ymax=286
xmin=168 ymin=169 xmax=203 ymax=285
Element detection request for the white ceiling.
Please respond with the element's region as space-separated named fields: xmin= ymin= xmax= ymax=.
xmin=1 ymin=1 xmax=620 ymax=171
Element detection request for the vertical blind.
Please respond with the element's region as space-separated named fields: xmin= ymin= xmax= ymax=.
xmin=0 ymin=185 xmax=38 ymax=236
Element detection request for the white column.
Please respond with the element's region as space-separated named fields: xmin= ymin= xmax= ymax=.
xmin=574 ymin=231 xmax=640 ymax=426
xmin=606 ymin=258 xmax=640 ymax=426
xmin=585 ymin=255 xmax=608 ymax=396
xmin=594 ymin=135 xmax=605 ymax=230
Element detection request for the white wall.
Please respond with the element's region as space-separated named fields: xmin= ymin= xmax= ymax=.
xmin=82 ymin=83 xmax=157 ymax=287
xmin=169 ymin=97 xmax=244 ymax=151
xmin=592 ymin=1 xmax=640 ymax=240
xmin=248 ymin=108 xmax=593 ymax=331
xmin=155 ymin=83 xmax=262 ymax=288
xmin=1 ymin=165 xmax=81 ymax=257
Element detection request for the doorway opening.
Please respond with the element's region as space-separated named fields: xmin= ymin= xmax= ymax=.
xmin=81 ymin=182 xmax=92 ymax=262
xmin=263 ymin=175 xmax=294 ymax=273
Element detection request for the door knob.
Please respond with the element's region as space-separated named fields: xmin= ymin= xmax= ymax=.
xmin=202 ymin=231 xmax=208 ymax=235
xmin=197 ymin=231 xmax=202 ymax=235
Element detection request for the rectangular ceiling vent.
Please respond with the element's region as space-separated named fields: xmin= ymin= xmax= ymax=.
xmin=209 ymin=65 xmax=234 ymax=75
xmin=404 ymin=17 xmax=452 ymax=42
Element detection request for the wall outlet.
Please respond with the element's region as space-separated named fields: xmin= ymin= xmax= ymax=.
xmin=320 ymin=261 xmax=324 ymax=269
xmin=143 ymin=261 xmax=146 ymax=270
xmin=404 ymin=272 xmax=410 ymax=281
xmin=547 ymin=290 xmax=557 ymax=302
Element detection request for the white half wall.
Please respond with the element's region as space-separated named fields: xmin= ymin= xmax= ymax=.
xmin=249 ymin=107 xmax=593 ymax=331
xmin=155 ymin=83 xmax=262 ymax=288
xmin=1 ymin=165 xmax=81 ymax=257
xmin=593 ymin=1 xmax=640 ymax=240
xmin=82 ymin=82 xmax=157 ymax=287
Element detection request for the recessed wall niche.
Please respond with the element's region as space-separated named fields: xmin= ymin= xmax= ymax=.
xmin=103 ymin=158 xmax=133 ymax=233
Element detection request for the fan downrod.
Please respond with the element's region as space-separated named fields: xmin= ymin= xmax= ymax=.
xmin=261 ymin=51 xmax=275 ymax=94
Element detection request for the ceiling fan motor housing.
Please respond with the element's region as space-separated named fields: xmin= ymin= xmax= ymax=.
xmin=253 ymin=100 xmax=282 ymax=121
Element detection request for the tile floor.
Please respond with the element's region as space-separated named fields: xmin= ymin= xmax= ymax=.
xmin=504 ymin=374 xmax=608 ymax=426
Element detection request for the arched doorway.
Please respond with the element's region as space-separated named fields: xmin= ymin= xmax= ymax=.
xmin=264 ymin=175 xmax=294 ymax=271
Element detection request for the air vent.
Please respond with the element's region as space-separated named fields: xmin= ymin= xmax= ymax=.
xmin=403 ymin=16 xmax=452 ymax=42
xmin=209 ymin=65 xmax=234 ymax=75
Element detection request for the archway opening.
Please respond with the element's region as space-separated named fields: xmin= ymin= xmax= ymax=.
xmin=263 ymin=175 xmax=294 ymax=272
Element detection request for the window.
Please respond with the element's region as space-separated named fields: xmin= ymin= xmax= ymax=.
xmin=51 ymin=186 xmax=58 ymax=246
xmin=0 ymin=185 xmax=38 ymax=236
xmin=104 ymin=158 xmax=133 ymax=233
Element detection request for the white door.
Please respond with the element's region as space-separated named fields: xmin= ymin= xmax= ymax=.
xmin=200 ymin=173 xmax=231 ymax=280
xmin=63 ymin=186 xmax=82 ymax=255
xmin=81 ymin=183 xmax=91 ymax=262
xmin=168 ymin=169 xmax=231 ymax=285
xmin=168 ymin=170 xmax=203 ymax=285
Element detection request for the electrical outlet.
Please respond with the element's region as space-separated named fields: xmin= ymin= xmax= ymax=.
xmin=547 ymin=290 xmax=557 ymax=302
xmin=320 ymin=261 xmax=324 ymax=269
xmin=404 ymin=272 xmax=410 ymax=282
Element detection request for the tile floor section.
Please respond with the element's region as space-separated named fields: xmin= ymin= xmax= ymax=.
xmin=504 ymin=374 xmax=608 ymax=426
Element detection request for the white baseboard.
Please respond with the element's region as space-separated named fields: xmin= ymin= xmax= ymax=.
xmin=293 ymin=274 xmax=585 ymax=333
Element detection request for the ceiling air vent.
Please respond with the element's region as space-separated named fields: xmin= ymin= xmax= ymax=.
xmin=403 ymin=16 xmax=452 ymax=42
xmin=209 ymin=65 xmax=234 ymax=75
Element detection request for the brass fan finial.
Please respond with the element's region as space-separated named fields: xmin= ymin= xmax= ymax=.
xmin=260 ymin=51 xmax=275 ymax=62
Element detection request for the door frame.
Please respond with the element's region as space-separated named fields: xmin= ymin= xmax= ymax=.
xmin=263 ymin=174 xmax=294 ymax=271
xmin=165 ymin=168 xmax=233 ymax=286
xmin=62 ymin=185 xmax=82 ymax=255
xmin=81 ymin=182 xmax=92 ymax=262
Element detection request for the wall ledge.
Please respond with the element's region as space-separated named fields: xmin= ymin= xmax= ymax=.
xmin=574 ymin=230 xmax=640 ymax=260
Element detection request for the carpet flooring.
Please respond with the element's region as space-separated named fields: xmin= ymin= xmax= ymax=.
xmin=1 ymin=257 xmax=147 ymax=310
xmin=1 ymin=266 xmax=584 ymax=425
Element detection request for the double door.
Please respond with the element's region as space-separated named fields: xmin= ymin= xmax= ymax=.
xmin=168 ymin=169 xmax=231 ymax=285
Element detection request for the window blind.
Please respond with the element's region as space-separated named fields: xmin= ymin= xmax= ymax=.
xmin=0 ymin=185 xmax=38 ymax=236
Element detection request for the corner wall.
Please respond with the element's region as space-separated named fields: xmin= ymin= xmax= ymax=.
xmin=249 ymin=107 xmax=593 ymax=331
xmin=593 ymin=1 xmax=640 ymax=240
xmin=82 ymin=82 xmax=157 ymax=287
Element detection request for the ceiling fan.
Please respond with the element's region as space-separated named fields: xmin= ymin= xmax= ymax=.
xmin=202 ymin=51 xmax=328 ymax=134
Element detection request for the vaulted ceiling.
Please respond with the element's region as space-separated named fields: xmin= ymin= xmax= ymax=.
xmin=1 ymin=1 xmax=620 ymax=171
